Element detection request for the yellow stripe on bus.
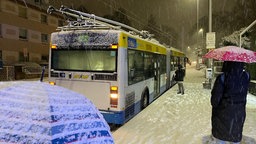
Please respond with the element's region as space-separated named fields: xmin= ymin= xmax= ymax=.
xmin=119 ymin=32 xmax=167 ymax=55
xmin=170 ymin=47 xmax=185 ymax=57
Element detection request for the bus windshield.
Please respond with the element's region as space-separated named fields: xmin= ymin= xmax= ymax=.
xmin=51 ymin=49 xmax=117 ymax=72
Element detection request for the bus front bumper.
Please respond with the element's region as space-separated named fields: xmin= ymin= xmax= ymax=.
xmin=100 ymin=110 xmax=125 ymax=125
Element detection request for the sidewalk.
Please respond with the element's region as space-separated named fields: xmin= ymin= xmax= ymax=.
xmin=112 ymin=64 xmax=256 ymax=144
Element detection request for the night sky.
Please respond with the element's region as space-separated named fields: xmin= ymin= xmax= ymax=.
xmin=49 ymin=0 xmax=234 ymax=32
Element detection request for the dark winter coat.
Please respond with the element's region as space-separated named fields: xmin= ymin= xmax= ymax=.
xmin=175 ymin=65 xmax=185 ymax=81
xmin=211 ymin=61 xmax=250 ymax=142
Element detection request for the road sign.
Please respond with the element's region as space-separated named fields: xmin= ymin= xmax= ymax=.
xmin=206 ymin=32 xmax=215 ymax=49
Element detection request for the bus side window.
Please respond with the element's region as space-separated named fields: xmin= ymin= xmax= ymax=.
xmin=128 ymin=50 xmax=144 ymax=85
xmin=144 ymin=53 xmax=154 ymax=79
xmin=130 ymin=67 xmax=135 ymax=79
xmin=128 ymin=50 xmax=135 ymax=84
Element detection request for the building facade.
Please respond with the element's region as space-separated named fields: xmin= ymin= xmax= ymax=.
xmin=0 ymin=0 xmax=63 ymax=66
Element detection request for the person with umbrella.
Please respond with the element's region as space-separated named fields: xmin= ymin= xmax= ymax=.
xmin=210 ymin=61 xmax=250 ymax=143
xmin=203 ymin=46 xmax=255 ymax=143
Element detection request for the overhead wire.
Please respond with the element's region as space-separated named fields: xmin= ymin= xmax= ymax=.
xmin=99 ymin=0 xmax=147 ymax=29
xmin=99 ymin=0 xmax=177 ymax=44
xmin=107 ymin=0 xmax=176 ymax=42
xmin=54 ymin=0 xmax=177 ymax=45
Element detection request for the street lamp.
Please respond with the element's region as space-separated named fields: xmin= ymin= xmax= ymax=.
xmin=199 ymin=28 xmax=204 ymax=52
xmin=187 ymin=46 xmax=191 ymax=59
xmin=199 ymin=28 xmax=203 ymax=33
xmin=196 ymin=28 xmax=203 ymax=70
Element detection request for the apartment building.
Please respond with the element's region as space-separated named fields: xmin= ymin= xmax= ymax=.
xmin=0 ymin=0 xmax=65 ymax=80
xmin=0 ymin=0 xmax=63 ymax=66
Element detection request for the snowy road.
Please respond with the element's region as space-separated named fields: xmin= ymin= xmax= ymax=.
xmin=112 ymin=64 xmax=256 ymax=144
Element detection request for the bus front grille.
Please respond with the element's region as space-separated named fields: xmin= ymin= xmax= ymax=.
xmin=50 ymin=71 xmax=59 ymax=77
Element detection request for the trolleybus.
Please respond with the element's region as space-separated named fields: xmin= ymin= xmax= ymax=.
xmin=48 ymin=6 xmax=186 ymax=125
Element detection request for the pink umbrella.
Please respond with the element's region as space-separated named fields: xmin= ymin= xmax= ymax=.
xmin=203 ymin=46 xmax=256 ymax=63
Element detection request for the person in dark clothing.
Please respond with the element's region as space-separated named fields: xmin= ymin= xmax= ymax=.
xmin=175 ymin=64 xmax=185 ymax=95
xmin=211 ymin=61 xmax=250 ymax=143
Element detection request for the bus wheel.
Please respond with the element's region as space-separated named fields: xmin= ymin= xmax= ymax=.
xmin=141 ymin=90 xmax=149 ymax=110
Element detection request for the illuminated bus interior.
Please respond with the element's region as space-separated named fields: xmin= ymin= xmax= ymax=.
xmin=51 ymin=49 xmax=117 ymax=72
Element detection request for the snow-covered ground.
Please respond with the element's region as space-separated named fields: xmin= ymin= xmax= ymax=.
xmin=112 ymin=64 xmax=256 ymax=144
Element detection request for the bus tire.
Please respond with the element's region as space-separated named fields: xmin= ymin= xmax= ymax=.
xmin=141 ymin=89 xmax=149 ymax=110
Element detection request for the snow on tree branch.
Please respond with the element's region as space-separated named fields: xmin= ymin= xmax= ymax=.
xmin=221 ymin=27 xmax=251 ymax=49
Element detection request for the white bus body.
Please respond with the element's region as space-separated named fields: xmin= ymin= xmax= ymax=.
xmin=49 ymin=29 xmax=186 ymax=124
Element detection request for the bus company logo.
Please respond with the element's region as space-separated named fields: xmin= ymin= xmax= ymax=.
xmin=73 ymin=74 xmax=89 ymax=79
xmin=127 ymin=37 xmax=137 ymax=49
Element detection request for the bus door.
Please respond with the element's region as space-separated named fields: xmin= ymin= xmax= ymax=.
xmin=153 ymin=56 xmax=160 ymax=98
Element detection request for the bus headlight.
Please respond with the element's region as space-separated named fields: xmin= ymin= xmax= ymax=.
xmin=110 ymin=86 xmax=118 ymax=108
xmin=49 ymin=81 xmax=56 ymax=85
xmin=111 ymin=44 xmax=118 ymax=49
xmin=110 ymin=93 xmax=118 ymax=99
xmin=51 ymin=43 xmax=57 ymax=49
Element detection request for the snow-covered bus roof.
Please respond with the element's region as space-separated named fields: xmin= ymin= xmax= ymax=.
xmin=51 ymin=29 xmax=168 ymax=55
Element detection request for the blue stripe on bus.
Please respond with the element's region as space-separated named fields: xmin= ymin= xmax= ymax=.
xmin=101 ymin=101 xmax=141 ymax=125
xmin=101 ymin=85 xmax=167 ymax=125
xmin=101 ymin=110 xmax=125 ymax=125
